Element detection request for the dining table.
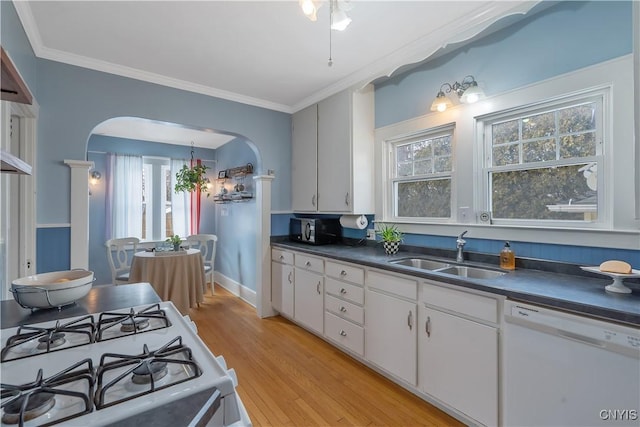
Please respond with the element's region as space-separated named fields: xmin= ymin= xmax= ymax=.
xmin=128 ymin=248 xmax=205 ymax=314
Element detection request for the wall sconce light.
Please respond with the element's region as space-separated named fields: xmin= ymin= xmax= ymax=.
xmin=205 ymin=178 xmax=213 ymax=191
xmin=90 ymin=171 xmax=101 ymax=185
xmin=430 ymin=75 xmax=485 ymax=112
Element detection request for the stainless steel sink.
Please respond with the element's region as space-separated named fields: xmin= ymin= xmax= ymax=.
xmin=390 ymin=258 xmax=451 ymax=270
xmin=436 ymin=265 xmax=506 ymax=280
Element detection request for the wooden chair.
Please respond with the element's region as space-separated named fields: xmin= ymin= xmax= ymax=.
xmin=186 ymin=234 xmax=218 ymax=295
xmin=105 ymin=237 xmax=140 ymax=285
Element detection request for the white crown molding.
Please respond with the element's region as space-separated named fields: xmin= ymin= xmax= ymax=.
xmin=14 ymin=0 xmax=539 ymax=115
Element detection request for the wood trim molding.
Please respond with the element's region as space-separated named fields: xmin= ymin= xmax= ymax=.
xmin=0 ymin=47 xmax=33 ymax=105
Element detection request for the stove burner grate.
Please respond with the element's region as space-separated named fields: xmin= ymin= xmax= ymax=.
xmin=0 ymin=359 xmax=95 ymax=426
xmin=95 ymin=336 xmax=202 ymax=409
xmin=1 ymin=315 xmax=95 ymax=362
xmin=96 ymin=304 xmax=170 ymax=341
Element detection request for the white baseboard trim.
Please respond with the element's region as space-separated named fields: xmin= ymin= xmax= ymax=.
xmin=215 ymin=273 xmax=257 ymax=308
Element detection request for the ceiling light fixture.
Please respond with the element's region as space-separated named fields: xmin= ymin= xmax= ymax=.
xmin=299 ymin=0 xmax=321 ymax=21
xmin=430 ymin=75 xmax=485 ymax=112
xmin=300 ymin=0 xmax=352 ymax=66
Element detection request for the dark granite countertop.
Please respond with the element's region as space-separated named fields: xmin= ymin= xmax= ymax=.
xmin=272 ymin=240 xmax=640 ymax=326
xmin=1 ymin=282 xmax=162 ymax=329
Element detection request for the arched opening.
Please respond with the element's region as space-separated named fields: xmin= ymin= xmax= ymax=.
xmin=83 ymin=116 xmax=271 ymax=315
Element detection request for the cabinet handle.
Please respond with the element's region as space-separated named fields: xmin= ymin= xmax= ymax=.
xmin=305 ymin=261 xmax=311 ymax=267
xmin=407 ymin=311 xmax=413 ymax=330
xmin=339 ymin=330 xmax=347 ymax=337
xmin=287 ymin=271 xmax=293 ymax=284
xmin=312 ymin=194 xmax=316 ymax=207
xmin=340 ymin=288 xmax=347 ymax=294
xmin=340 ymin=306 xmax=347 ymax=312
xmin=316 ymin=281 xmax=321 ymax=294
xmin=340 ymin=270 xmax=347 ymax=276
xmin=279 ymin=255 xmax=284 ymax=260
xmin=345 ymin=192 xmax=349 ymax=206
xmin=426 ymin=316 xmax=431 ymax=337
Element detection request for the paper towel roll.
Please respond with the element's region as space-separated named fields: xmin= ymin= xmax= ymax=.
xmin=339 ymin=215 xmax=368 ymax=230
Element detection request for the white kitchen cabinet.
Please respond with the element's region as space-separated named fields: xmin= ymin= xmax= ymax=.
xmin=291 ymin=85 xmax=374 ymax=213
xmin=418 ymin=283 xmax=499 ymax=426
xmin=271 ymin=249 xmax=294 ymax=318
xmin=324 ymin=260 xmax=365 ymax=356
xmin=365 ymin=288 xmax=417 ymax=385
xmin=291 ymin=104 xmax=318 ymax=212
xmin=294 ymin=268 xmax=324 ymax=335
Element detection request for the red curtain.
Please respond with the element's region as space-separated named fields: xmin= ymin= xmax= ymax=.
xmin=190 ymin=158 xmax=202 ymax=235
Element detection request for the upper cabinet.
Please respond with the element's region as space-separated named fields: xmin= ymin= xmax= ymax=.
xmin=292 ymin=85 xmax=374 ymax=214
xmin=1 ymin=47 xmax=33 ymax=105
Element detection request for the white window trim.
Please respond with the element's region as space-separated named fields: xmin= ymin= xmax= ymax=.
xmin=386 ymin=123 xmax=455 ymax=222
xmin=477 ymin=89 xmax=607 ymax=229
xmin=375 ymin=54 xmax=639 ymax=250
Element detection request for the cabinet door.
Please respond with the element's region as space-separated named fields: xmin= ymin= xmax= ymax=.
xmin=419 ymin=305 xmax=498 ymax=427
xmin=294 ymin=268 xmax=324 ymax=334
xmin=365 ymin=289 xmax=417 ymax=385
xmin=292 ymin=104 xmax=318 ymax=212
xmin=271 ymin=262 xmax=294 ymax=317
xmin=317 ymin=90 xmax=352 ymax=212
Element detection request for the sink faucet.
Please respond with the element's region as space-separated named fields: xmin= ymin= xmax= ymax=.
xmin=456 ymin=231 xmax=468 ymax=263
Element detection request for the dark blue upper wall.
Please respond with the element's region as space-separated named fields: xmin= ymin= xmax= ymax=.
xmin=375 ymin=1 xmax=634 ymax=127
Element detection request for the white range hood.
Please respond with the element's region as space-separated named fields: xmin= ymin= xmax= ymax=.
xmin=0 ymin=149 xmax=31 ymax=175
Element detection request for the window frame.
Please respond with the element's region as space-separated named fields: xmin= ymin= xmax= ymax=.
xmin=142 ymin=156 xmax=172 ymax=241
xmin=477 ymin=89 xmax=608 ymax=228
xmin=386 ymin=123 xmax=456 ymax=223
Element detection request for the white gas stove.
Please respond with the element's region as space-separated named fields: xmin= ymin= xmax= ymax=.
xmin=0 ymin=302 xmax=251 ymax=426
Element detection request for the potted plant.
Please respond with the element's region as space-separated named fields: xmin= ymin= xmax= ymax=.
xmin=166 ymin=235 xmax=182 ymax=251
xmin=376 ymin=223 xmax=404 ymax=255
xmin=174 ymin=163 xmax=211 ymax=197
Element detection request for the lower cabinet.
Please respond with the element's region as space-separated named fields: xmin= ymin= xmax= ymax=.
xmin=271 ymin=261 xmax=294 ymax=318
xmin=418 ymin=304 xmax=498 ymax=426
xmin=294 ymin=268 xmax=324 ymax=334
xmin=365 ymin=289 xmax=417 ymax=385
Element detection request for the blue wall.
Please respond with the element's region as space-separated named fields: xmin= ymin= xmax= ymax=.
xmin=87 ymin=135 xmax=218 ymax=284
xmin=215 ymin=141 xmax=259 ymax=291
xmin=376 ymin=1 xmax=633 ymax=127
xmin=372 ymin=0 xmax=637 ymax=267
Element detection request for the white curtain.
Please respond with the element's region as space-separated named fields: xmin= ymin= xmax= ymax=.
xmin=106 ymin=153 xmax=143 ymax=239
xmin=171 ymin=159 xmax=191 ymax=237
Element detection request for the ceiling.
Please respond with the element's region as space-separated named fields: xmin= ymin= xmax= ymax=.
xmin=13 ymin=0 xmax=539 ymax=147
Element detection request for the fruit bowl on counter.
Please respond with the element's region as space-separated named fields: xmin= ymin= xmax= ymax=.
xmin=10 ymin=269 xmax=94 ymax=309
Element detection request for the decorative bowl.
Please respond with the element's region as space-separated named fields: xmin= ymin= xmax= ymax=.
xmin=11 ymin=269 xmax=94 ymax=309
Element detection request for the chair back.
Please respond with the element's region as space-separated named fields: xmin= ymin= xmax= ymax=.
xmin=187 ymin=234 xmax=218 ymax=265
xmin=105 ymin=237 xmax=140 ymax=284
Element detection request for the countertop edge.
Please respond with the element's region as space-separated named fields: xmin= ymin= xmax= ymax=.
xmin=272 ymin=242 xmax=640 ymax=326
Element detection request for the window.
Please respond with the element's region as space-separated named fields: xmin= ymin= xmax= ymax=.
xmin=389 ymin=125 xmax=454 ymax=219
xmin=141 ymin=158 xmax=173 ymax=240
xmin=482 ymin=95 xmax=603 ymax=223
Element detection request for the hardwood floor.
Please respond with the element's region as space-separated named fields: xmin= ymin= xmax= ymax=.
xmin=189 ymin=285 xmax=464 ymax=427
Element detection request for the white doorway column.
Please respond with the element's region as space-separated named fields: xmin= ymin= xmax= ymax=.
xmin=254 ymin=174 xmax=276 ymax=318
xmin=64 ymin=160 xmax=93 ymax=269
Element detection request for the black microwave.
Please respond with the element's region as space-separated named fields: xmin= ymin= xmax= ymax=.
xmin=289 ymin=218 xmax=341 ymax=245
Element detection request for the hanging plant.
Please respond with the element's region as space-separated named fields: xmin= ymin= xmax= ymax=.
xmin=174 ymin=144 xmax=211 ymax=197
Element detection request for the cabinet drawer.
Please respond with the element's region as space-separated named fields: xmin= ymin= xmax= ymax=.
xmin=367 ymin=270 xmax=417 ymax=300
xmin=422 ymin=282 xmax=498 ymax=324
xmin=271 ymin=248 xmax=294 ymax=264
xmin=325 ymin=312 xmax=364 ymax=356
xmin=325 ymin=277 xmax=364 ymax=305
xmin=325 ymin=261 xmax=364 ymax=285
xmin=325 ymin=294 xmax=364 ymax=325
xmin=295 ymin=254 xmax=324 ymax=273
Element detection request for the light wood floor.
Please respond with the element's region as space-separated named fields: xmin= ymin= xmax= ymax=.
xmin=189 ymin=285 xmax=464 ymax=427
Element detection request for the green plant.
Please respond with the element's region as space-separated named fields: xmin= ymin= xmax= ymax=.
xmin=375 ymin=223 xmax=404 ymax=243
xmin=166 ymin=234 xmax=182 ymax=246
xmin=174 ymin=163 xmax=210 ymax=196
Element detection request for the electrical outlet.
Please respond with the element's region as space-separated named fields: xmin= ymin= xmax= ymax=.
xmin=366 ymin=229 xmax=376 ymax=240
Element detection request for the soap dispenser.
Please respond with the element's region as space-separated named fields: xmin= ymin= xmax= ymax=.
xmin=500 ymin=241 xmax=515 ymax=270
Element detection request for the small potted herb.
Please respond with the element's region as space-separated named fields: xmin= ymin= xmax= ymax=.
xmin=166 ymin=235 xmax=182 ymax=251
xmin=174 ymin=163 xmax=210 ymax=197
xmin=376 ymin=223 xmax=404 ymax=255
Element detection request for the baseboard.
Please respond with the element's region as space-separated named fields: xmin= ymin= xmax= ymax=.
xmin=215 ymin=273 xmax=257 ymax=308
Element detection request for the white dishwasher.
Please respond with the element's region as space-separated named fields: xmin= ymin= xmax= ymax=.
xmin=503 ymin=300 xmax=640 ymax=427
